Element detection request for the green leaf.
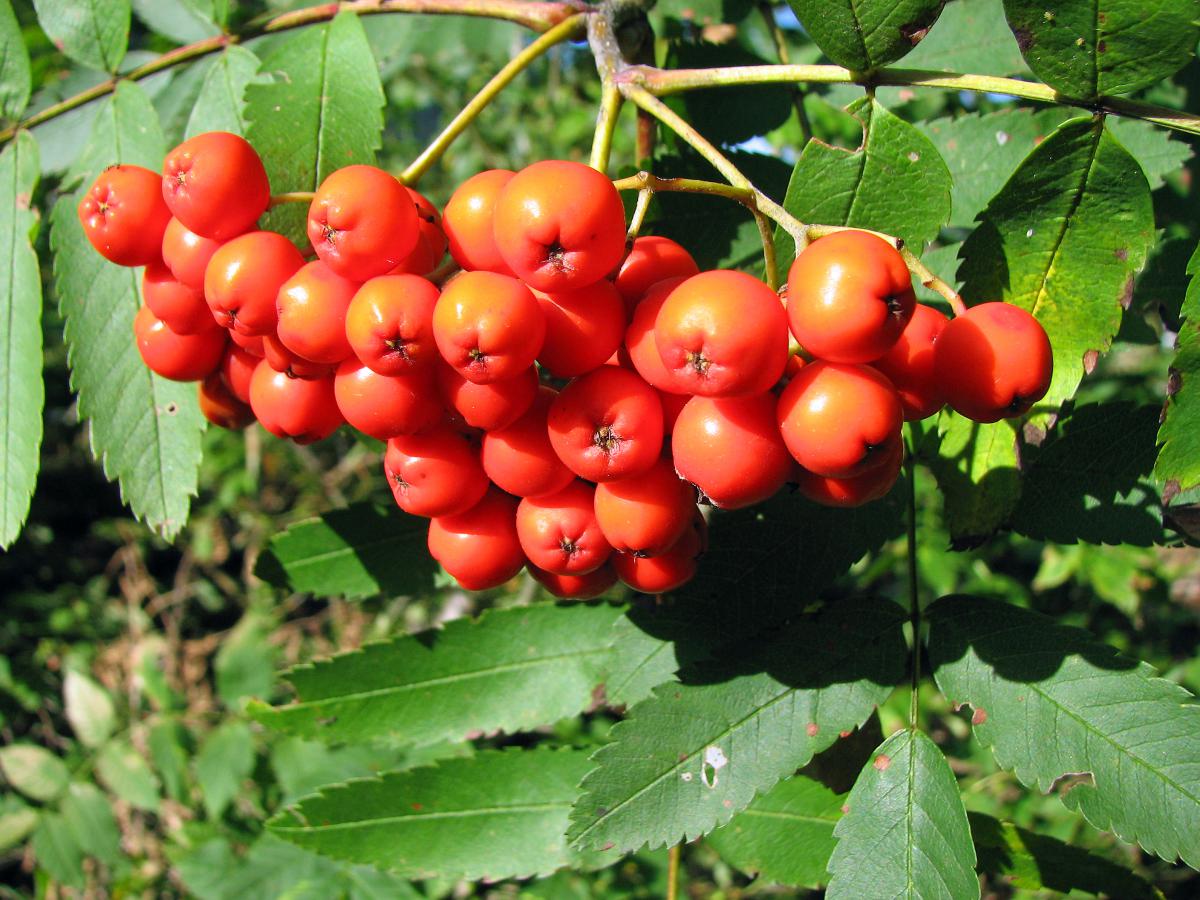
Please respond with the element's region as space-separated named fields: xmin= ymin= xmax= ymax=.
xmin=926 ymin=413 xmax=1021 ymax=548
xmin=1003 ymin=0 xmax=1200 ymax=99
xmin=928 ymin=594 xmax=1200 ymax=869
xmin=0 ymin=795 xmax=38 ymax=850
xmin=1156 ymin=241 xmax=1200 ymax=491
xmin=670 ymin=42 xmax=792 ymax=147
xmin=706 ymin=774 xmax=843 ymax=888
xmin=51 ymin=82 xmax=204 ymax=539
xmin=195 ymin=721 xmax=254 ymax=820
xmin=899 ymin=0 xmax=1029 ymax=76
xmin=252 ymin=602 xmax=623 ymax=745
xmin=147 ymin=717 xmax=190 ymax=802
xmin=0 ymin=130 xmax=43 ymax=549
xmin=1013 ymin=402 xmax=1164 ymax=546
xmin=132 ymin=0 xmax=218 ymax=44
xmin=255 ymin=503 xmax=437 ymax=600
xmin=215 ymin=611 xmax=276 ymax=704
xmin=32 ymin=0 xmax=130 ymax=73
xmin=826 ymin=729 xmax=978 ymax=900
xmin=31 ymin=811 xmax=84 ymax=888
xmin=244 ymin=9 xmax=384 ymax=244
xmin=776 ymin=98 xmax=951 ymax=270
xmin=63 ymin=669 xmax=116 ymax=747
xmin=95 ymin=738 xmax=160 ymax=811
xmin=969 ymin=812 xmax=1160 ymax=898
xmin=0 ymin=1 xmax=31 ymax=119
xmin=186 ymin=45 xmax=259 ymax=139
xmin=786 ymin=0 xmax=946 ymax=70
xmin=567 ymin=598 xmax=907 ymax=854
xmin=61 ymin=782 xmax=120 ymax=865
xmin=270 ymin=748 xmax=595 ymax=880
xmin=958 ymin=117 xmax=1154 ymax=428
xmin=0 ymin=744 xmax=69 ymax=802
xmin=604 ymin=610 xmax=693 ymax=708
xmin=1105 ymin=117 xmax=1194 ymax=191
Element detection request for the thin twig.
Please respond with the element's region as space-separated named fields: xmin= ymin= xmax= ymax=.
xmin=667 ymin=844 xmax=681 ymax=900
xmin=268 ymin=191 xmax=315 ymax=208
xmin=589 ymin=81 xmax=623 ymax=173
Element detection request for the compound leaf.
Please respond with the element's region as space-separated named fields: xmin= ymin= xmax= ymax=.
xmin=928 ymin=594 xmax=1200 ymax=869
xmin=1155 ymin=241 xmax=1200 ymax=491
xmin=0 ymin=744 xmax=69 ymax=802
xmin=60 ymin=782 xmax=120 ymax=865
xmin=926 ymin=413 xmax=1021 ymax=548
xmin=32 ymin=0 xmax=129 ymax=73
xmin=95 ymin=738 xmax=160 ymax=812
xmin=269 ymin=748 xmax=594 ymax=881
xmin=0 ymin=130 xmax=43 ymax=549
xmin=0 ymin=0 xmax=31 ymax=119
xmin=958 ymin=116 xmax=1154 ymax=429
xmin=567 ymin=598 xmax=906 ymax=854
xmin=251 ymin=603 xmax=624 ymax=746
xmin=186 ymin=45 xmax=259 ymax=138
xmin=31 ymin=812 xmax=84 ymax=889
xmin=786 ymin=0 xmax=945 ymax=70
xmin=826 ymin=729 xmax=978 ymax=900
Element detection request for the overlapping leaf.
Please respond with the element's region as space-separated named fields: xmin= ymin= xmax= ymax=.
xmin=251 ymin=603 xmax=624 ymax=745
xmin=131 ymin=0 xmax=219 ymax=44
xmin=567 ymin=599 xmax=907 ymax=854
xmin=958 ymin=116 xmax=1154 ymax=428
xmin=0 ymin=0 xmax=31 ymax=119
xmin=1003 ymin=0 xmax=1200 ymax=99
xmin=0 ymin=131 xmax=43 ymax=549
xmin=269 ymin=748 xmax=595 ymax=880
xmin=826 ymin=729 xmax=978 ymax=900
xmin=926 ymin=413 xmax=1021 ymax=548
xmin=786 ymin=0 xmax=945 ymax=70
xmin=186 ymin=45 xmax=259 ymax=138
xmin=897 ymin=0 xmax=1029 ymax=76
xmin=50 ymin=82 xmax=204 ymax=539
xmin=32 ymin=0 xmax=129 ymax=73
xmin=1155 ymin=241 xmax=1200 ymax=491
xmin=929 ymin=594 xmax=1200 ymax=869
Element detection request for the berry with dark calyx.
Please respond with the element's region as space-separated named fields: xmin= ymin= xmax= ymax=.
xmin=427 ymin=488 xmax=526 ymax=591
xmin=934 ymin=302 xmax=1053 ymax=423
xmin=161 ymin=217 xmax=225 ymax=289
xmin=433 ymin=270 xmax=545 ymax=385
xmin=346 ymin=274 xmax=441 ymax=376
xmin=614 ymin=235 xmax=700 ymax=312
xmin=385 ymin=425 xmax=489 ymax=518
xmin=593 ymin=455 xmax=695 ymax=557
xmin=333 ymin=360 xmax=443 ymax=441
xmin=204 ymin=231 xmax=305 ymax=336
xmin=78 ymin=165 xmax=172 ymax=267
xmin=275 ymin=261 xmax=357 ymax=365
xmin=307 ymin=165 xmax=419 ymax=281
xmin=613 ymin=510 xmax=706 ymax=594
xmin=443 ymin=169 xmax=516 ymax=275
xmin=134 ymin=305 xmax=226 ymax=382
xmin=871 ymin=302 xmax=949 ymax=421
xmin=533 ymin=280 xmax=627 ymax=378
xmin=162 ymin=132 xmax=270 ymax=240
xmin=786 ymin=230 xmax=915 ymax=364
xmin=516 ymin=480 xmax=612 ymax=576
xmin=142 ymin=259 xmax=217 ymax=335
xmin=388 ymin=187 xmax=448 ymax=276
xmin=529 ymin=562 xmax=617 ymax=600
xmin=436 ymin=361 xmax=538 ymax=432
xmin=199 ymin=374 xmax=254 ymax=430
xmin=248 ymin=361 xmax=343 ymax=444
xmin=796 ymin=440 xmax=903 ymax=508
xmin=481 ymin=385 xmax=575 ymax=499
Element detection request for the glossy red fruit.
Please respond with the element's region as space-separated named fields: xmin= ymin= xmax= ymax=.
xmin=345 ymin=274 xmax=440 ymax=376
xmin=624 ymin=276 xmax=689 ymax=392
xmin=389 ymin=187 xmax=448 ymax=276
xmin=78 ymin=165 xmax=171 ymax=266
xmin=658 ymin=389 xmax=689 ymax=434
xmin=142 ymin=259 xmax=217 ymax=335
xmin=333 ymin=360 xmax=443 ymax=441
xmin=307 ymin=165 xmax=419 ymax=281
xmin=516 ymin=480 xmax=612 ymax=576
xmin=614 ymin=235 xmax=700 ymax=311
xmin=613 ymin=511 xmax=706 ymax=593
xmin=220 ymin=343 xmax=258 ymax=404
xmin=275 ymin=261 xmax=357 ymax=365
xmin=248 ymin=361 xmax=343 ymax=444
xmin=529 ymin=562 xmax=617 ymax=600
xmin=162 ymin=132 xmax=270 ymax=240
xmin=229 ymin=329 xmax=265 ymax=357
xmin=134 ymin=305 xmax=226 ymax=382
xmin=786 ymin=230 xmax=915 ymax=364
xmin=776 ymin=361 xmax=903 ymax=478
xmin=547 ymin=367 xmax=663 ymax=482
xmin=204 ymin=231 xmax=305 ymax=335
xmin=442 ymin=169 xmax=516 ymax=275
xmin=934 ymin=302 xmax=1053 ymax=423
xmin=161 ymin=217 xmax=224 ymax=289
xmin=872 ymin=303 xmax=949 ymax=421
xmin=796 ymin=440 xmax=903 ymax=508
xmin=262 ymin=332 xmax=337 ymax=380
xmin=533 ymin=280 xmax=626 ymax=377
xmin=492 ymin=160 xmax=626 ymax=292
xmin=432 ymin=271 xmax=545 ymax=384
xmin=199 ymin=374 xmax=254 ymax=430
xmin=481 ymin=386 xmax=575 ymax=498
xmin=672 ymin=393 xmax=793 ymax=509
xmin=655 ymin=270 xmax=788 ymax=396
xmin=436 ymin=361 xmax=538 ymax=431
xmin=427 ymin=488 xmax=526 ymax=591
xmin=384 ymin=425 xmax=489 ymax=518
xmin=593 ymin=456 xmax=695 ymax=557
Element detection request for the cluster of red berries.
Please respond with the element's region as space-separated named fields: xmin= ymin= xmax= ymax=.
xmin=78 ymin=132 xmax=1053 ymax=598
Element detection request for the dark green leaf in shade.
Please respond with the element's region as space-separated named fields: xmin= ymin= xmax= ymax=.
xmin=1013 ymin=402 xmax=1164 ymax=546
xmin=95 ymin=738 xmax=160 ymax=811
xmin=0 ymin=131 xmax=43 ymax=549
xmin=195 ymin=721 xmax=254 ymax=820
xmin=928 ymin=594 xmax=1200 ymax=869
xmin=776 ymin=99 xmax=951 ymax=270
xmin=250 ymin=603 xmax=624 ymax=745
xmin=0 ymin=1 xmax=31 ymax=119
xmin=958 ymin=117 xmax=1154 ymax=428
xmin=60 ymin=783 xmax=120 ymax=865
xmin=669 ymin=42 xmax=791 ymax=147
xmin=132 ymin=0 xmax=219 ymax=45
xmin=567 ymin=599 xmax=907 ymax=854
xmin=244 ymin=10 xmax=385 ymax=244
xmin=1002 ymin=0 xmax=1200 ymax=100
xmin=269 ymin=748 xmax=596 ymax=880
xmin=1105 ymin=116 xmax=1194 ymax=192
xmin=604 ymin=610 xmax=693 ymax=708
xmin=255 ymin=503 xmax=437 ymax=599
xmin=706 ymin=774 xmax=843 ymax=888
xmin=1155 ymin=241 xmax=1200 ymax=492
xmin=32 ymin=0 xmax=130 ymax=73
xmin=186 ymin=46 xmax=259 ymax=139
xmin=969 ymin=812 xmax=1160 ymax=898
xmin=31 ymin=812 xmax=85 ymax=889
xmin=786 ymin=0 xmax=946 ymax=70
xmin=926 ymin=413 xmax=1021 ymax=548
xmin=50 ymin=82 xmax=204 ymax=539
xmin=0 ymin=744 xmax=69 ymax=802
xmin=825 ymin=729 xmax=978 ymax=899
xmin=898 ymin=0 xmax=1029 ymax=76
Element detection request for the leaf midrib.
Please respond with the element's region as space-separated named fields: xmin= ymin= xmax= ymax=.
xmin=274 ymin=801 xmax=567 ymax=832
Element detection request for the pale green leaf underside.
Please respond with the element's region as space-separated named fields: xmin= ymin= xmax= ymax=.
xmin=32 ymin=0 xmax=130 ymax=73
xmin=0 ymin=0 xmax=31 ymax=119
xmin=186 ymin=45 xmax=259 ymax=138
xmin=270 ymin=748 xmax=595 ymax=881
xmin=568 ymin=599 xmax=907 ymax=854
xmin=826 ymin=729 xmax=978 ymax=900
xmin=786 ymin=0 xmax=945 ymax=71
xmin=928 ymin=594 xmax=1200 ymax=869
xmin=1154 ymin=242 xmax=1200 ymax=490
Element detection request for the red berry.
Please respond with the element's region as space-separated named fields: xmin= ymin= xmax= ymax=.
xmin=307 ymin=165 xmax=419 ymax=281
xmin=436 ymin=361 xmax=538 ymax=432
xmin=142 ymin=259 xmax=218 ymax=335
xmin=161 ymin=216 xmax=225 ymax=289
xmin=229 ymin=329 xmax=265 ymax=357
xmin=614 ymin=235 xmax=699 ymax=311
xmin=529 ymin=562 xmax=617 ymax=600
xmin=333 ymin=360 xmax=443 ymax=441
xmin=204 ymin=231 xmax=304 ymax=335
xmin=345 ymin=274 xmax=441 ymax=376
xmin=481 ymin=385 xmax=575 ymax=498
xmin=162 ymin=132 xmax=269 ymax=240
xmin=624 ymin=276 xmax=690 ymax=392
xmin=613 ymin=511 xmax=706 ymax=593
xmin=220 ymin=343 xmax=258 ymax=404
xmin=427 ymin=488 xmax=526 ymax=591
xmin=199 ymin=374 xmax=254 ymax=430
xmin=871 ymin=303 xmax=949 ymax=421
xmin=433 ymin=271 xmax=545 ymax=384
xmin=78 ymin=165 xmax=171 ymax=267
xmin=593 ymin=455 xmax=695 ymax=557
xmin=389 ymin=187 xmax=448 ymax=276
xmin=796 ymin=440 xmax=903 ymax=508
xmin=275 ymin=261 xmax=357 ymax=365
xmin=533 ymin=280 xmax=627 ymax=378
xmin=262 ymin=332 xmax=337 ymax=380
xmin=248 ymin=361 xmax=343 ymax=444
xmin=384 ymin=425 xmax=489 ymax=518
xmin=443 ymin=169 xmax=516 ymax=275
xmin=133 ymin=305 xmax=226 ymax=382
xmin=516 ymin=480 xmax=612 ymax=576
